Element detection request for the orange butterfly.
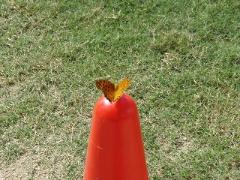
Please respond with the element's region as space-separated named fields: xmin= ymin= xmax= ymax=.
xmin=96 ymin=78 xmax=131 ymax=102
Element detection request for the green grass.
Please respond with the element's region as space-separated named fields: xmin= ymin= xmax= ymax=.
xmin=0 ymin=0 xmax=240 ymax=179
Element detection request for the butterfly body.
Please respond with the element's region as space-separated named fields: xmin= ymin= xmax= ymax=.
xmin=96 ymin=78 xmax=130 ymax=102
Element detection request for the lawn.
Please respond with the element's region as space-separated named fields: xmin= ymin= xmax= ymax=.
xmin=0 ymin=0 xmax=240 ymax=179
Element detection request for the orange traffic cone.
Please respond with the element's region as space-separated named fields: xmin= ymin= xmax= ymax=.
xmin=83 ymin=94 xmax=148 ymax=180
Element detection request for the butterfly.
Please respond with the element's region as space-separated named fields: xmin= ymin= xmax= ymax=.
xmin=96 ymin=78 xmax=131 ymax=102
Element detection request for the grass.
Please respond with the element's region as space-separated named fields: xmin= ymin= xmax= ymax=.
xmin=0 ymin=0 xmax=240 ymax=179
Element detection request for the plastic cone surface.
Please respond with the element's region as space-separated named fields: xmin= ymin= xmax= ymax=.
xmin=83 ymin=94 xmax=148 ymax=180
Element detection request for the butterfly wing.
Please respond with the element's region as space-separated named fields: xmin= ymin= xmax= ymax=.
xmin=114 ymin=78 xmax=131 ymax=101
xmin=96 ymin=80 xmax=115 ymax=102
